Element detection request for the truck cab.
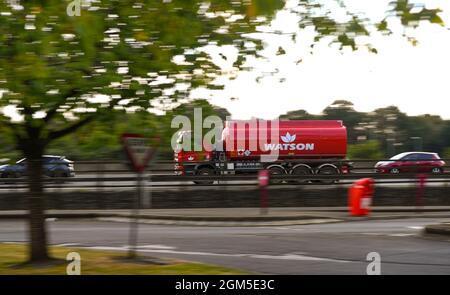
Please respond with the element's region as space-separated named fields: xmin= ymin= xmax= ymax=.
xmin=174 ymin=131 xmax=214 ymax=176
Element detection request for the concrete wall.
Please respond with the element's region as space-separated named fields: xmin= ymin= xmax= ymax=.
xmin=1 ymin=186 xmax=449 ymax=210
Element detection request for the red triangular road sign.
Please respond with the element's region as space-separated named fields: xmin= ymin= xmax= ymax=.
xmin=121 ymin=134 xmax=157 ymax=173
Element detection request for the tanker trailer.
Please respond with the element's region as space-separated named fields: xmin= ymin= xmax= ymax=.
xmin=174 ymin=120 xmax=351 ymax=184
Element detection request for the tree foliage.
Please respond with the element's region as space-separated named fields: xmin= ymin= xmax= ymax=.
xmin=348 ymin=140 xmax=384 ymax=160
xmin=6 ymin=99 xmax=445 ymax=161
xmin=0 ymin=0 xmax=284 ymax=262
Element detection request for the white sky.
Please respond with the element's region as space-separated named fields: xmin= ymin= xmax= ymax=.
xmin=191 ymin=0 xmax=450 ymax=120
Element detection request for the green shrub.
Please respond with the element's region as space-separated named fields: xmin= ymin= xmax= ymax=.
xmin=348 ymin=140 xmax=384 ymax=160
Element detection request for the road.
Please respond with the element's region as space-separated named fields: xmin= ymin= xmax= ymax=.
xmin=1 ymin=218 xmax=450 ymax=274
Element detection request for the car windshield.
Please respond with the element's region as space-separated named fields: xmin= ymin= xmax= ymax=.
xmin=16 ymin=156 xmax=64 ymax=164
xmin=389 ymin=153 xmax=408 ymax=160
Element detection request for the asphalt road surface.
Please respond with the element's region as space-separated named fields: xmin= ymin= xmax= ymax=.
xmin=1 ymin=218 xmax=450 ymax=274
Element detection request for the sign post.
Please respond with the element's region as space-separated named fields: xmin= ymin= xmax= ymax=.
xmin=121 ymin=134 xmax=158 ymax=259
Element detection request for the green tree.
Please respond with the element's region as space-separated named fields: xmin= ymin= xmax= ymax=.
xmin=442 ymin=147 xmax=450 ymax=160
xmin=438 ymin=122 xmax=450 ymax=154
xmin=279 ymin=109 xmax=319 ymax=120
xmin=348 ymin=140 xmax=384 ymax=160
xmin=0 ymin=0 xmax=283 ymax=262
xmin=0 ymin=0 xmax=444 ymax=263
xmin=322 ymin=100 xmax=364 ymax=144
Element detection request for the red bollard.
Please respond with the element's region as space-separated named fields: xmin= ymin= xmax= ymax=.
xmin=258 ymin=169 xmax=269 ymax=215
xmin=416 ymin=174 xmax=427 ymax=210
xmin=348 ymin=178 xmax=375 ymax=216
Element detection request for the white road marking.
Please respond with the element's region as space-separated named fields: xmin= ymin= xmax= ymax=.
xmin=275 ymin=227 xmax=295 ymax=231
xmin=53 ymin=243 xmax=80 ymax=247
xmin=133 ymin=244 xmax=176 ymax=250
xmin=361 ymin=232 xmax=416 ymax=237
xmin=388 ymin=233 xmax=416 ymax=237
xmin=407 ymin=226 xmax=424 ymax=230
xmin=80 ymin=245 xmax=350 ymax=263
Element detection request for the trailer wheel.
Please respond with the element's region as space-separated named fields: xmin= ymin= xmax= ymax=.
xmin=291 ymin=165 xmax=312 ymax=183
xmin=316 ymin=165 xmax=339 ymax=184
xmin=193 ymin=167 xmax=215 ymax=185
xmin=268 ymin=166 xmax=285 ymax=184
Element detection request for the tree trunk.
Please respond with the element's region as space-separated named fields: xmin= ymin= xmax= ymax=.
xmin=24 ymin=141 xmax=50 ymax=262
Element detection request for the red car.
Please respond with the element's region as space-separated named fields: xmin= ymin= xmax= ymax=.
xmin=375 ymin=152 xmax=446 ymax=174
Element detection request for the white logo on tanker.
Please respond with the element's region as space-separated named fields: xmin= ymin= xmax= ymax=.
xmin=281 ymin=132 xmax=296 ymax=143
xmin=264 ymin=132 xmax=315 ymax=151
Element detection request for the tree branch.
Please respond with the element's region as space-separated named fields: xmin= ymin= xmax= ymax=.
xmin=0 ymin=115 xmax=24 ymax=139
xmin=47 ymin=115 xmax=95 ymax=142
xmin=46 ymin=95 xmax=121 ymax=143
xmin=44 ymin=88 xmax=81 ymax=124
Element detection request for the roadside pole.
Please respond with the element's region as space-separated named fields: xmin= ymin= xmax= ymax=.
xmin=416 ymin=174 xmax=427 ymax=212
xmin=148 ymin=173 xmax=152 ymax=209
xmin=258 ymin=169 xmax=269 ymax=215
xmin=128 ymin=172 xmax=143 ymax=259
xmin=142 ymin=172 xmax=152 ymax=209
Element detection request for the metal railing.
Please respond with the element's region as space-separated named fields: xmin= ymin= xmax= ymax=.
xmin=1 ymin=158 xmax=450 ymax=190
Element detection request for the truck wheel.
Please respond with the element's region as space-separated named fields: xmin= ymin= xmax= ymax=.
xmin=291 ymin=166 xmax=312 ymax=183
xmin=268 ymin=166 xmax=285 ymax=184
xmin=317 ymin=166 xmax=339 ymax=184
xmin=193 ymin=167 xmax=215 ymax=185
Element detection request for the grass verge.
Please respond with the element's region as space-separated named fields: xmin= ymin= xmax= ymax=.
xmin=0 ymin=243 xmax=250 ymax=275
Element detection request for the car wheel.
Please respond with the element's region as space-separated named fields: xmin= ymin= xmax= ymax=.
xmin=389 ymin=168 xmax=400 ymax=174
xmin=431 ymin=167 xmax=443 ymax=174
xmin=193 ymin=167 xmax=215 ymax=185
xmin=3 ymin=172 xmax=19 ymax=184
xmin=7 ymin=172 xmax=18 ymax=178
xmin=1 ymin=172 xmax=16 ymax=183
xmin=53 ymin=171 xmax=67 ymax=183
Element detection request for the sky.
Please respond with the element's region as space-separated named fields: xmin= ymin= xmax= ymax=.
xmin=191 ymin=0 xmax=450 ymax=120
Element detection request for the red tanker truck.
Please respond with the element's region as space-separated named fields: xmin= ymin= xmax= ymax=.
xmin=174 ymin=120 xmax=351 ymax=183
